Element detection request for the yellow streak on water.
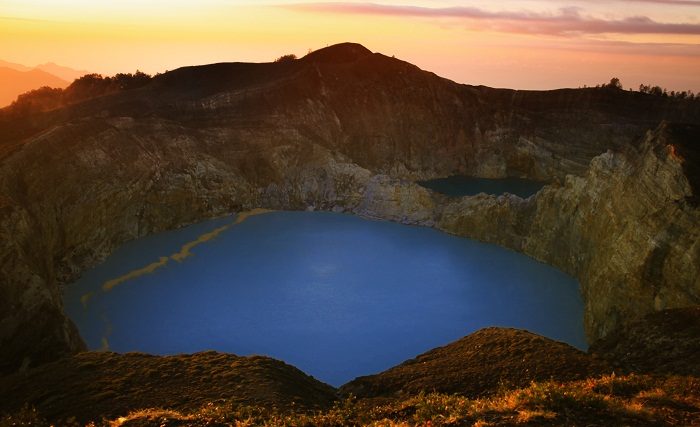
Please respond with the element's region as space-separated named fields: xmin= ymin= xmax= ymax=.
xmin=102 ymin=256 xmax=170 ymax=291
xmin=80 ymin=292 xmax=95 ymax=309
xmin=101 ymin=208 xmax=275 ymax=292
xmin=99 ymin=337 xmax=110 ymax=352
xmin=93 ymin=208 xmax=275 ymax=352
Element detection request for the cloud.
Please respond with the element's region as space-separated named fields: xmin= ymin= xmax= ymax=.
xmin=562 ymin=38 xmax=700 ymax=58
xmin=621 ymin=0 xmax=700 ymax=6
xmin=0 ymin=15 xmax=48 ymax=23
xmin=282 ymin=2 xmax=700 ymax=36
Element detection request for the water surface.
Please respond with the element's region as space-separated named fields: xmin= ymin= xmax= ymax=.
xmin=65 ymin=210 xmax=584 ymax=386
xmin=418 ymin=176 xmax=546 ymax=198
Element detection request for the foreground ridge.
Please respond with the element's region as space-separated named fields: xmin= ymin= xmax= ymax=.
xmin=1 ymin=316 xmax=698 ymax=426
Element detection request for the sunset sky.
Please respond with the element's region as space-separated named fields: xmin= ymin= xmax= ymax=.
xmin=1 ymin=0 xmax=699 ymax=92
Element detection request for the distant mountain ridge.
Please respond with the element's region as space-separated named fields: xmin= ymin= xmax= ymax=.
xmin=35 ymin=62 xmax=91 ymax=82
xmin=0 ymin=60 xmax=91 ymax=107
xmin=0 ymin=59 xmax=32 ymax=72
xmin=0 ymin=67 xmax=68 ymax=107
xmin=0 ymin=59 xmax=90 ymax=81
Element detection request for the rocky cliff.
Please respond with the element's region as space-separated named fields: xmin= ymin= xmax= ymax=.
xmin=0 ymin=42 xmax=698 ymax=376
xmin=437 ymin=122 xmax=700 ymax=341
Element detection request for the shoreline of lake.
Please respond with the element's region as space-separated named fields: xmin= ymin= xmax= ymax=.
xmin=418 ymin=176 xmax=547 ymax=198
xmin=64 ymin=210 xmax=585 ymax=386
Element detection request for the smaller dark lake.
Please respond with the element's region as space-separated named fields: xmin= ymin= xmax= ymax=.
xmin=418 ymin=176 xmax=547 ymax=198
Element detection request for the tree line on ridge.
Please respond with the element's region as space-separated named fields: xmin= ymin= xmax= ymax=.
xmin=2 ymin=71 xmax=698 ymax=120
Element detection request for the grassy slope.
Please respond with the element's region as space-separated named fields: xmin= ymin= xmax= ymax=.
xmin=1 ymin=307 xmax=698 ymax=426
xmin=3 ymin=374 xmax=698 ymax=426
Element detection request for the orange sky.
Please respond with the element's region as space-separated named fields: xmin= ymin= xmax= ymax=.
xmin=1 ymin=0 xmax=699 ymax=92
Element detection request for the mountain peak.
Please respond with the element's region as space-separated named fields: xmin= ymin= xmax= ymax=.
xmin=35 ymin=62 xmax=91 ymax=82
xmin=0 ymin=67 xmax=69 ymax=107
xmin=302 ymin=42 xmax=372 ymax=64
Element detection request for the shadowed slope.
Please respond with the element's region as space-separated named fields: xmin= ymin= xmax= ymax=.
xmin=340 ymin=327 xmax=612 ymax=399
xmin=590 ymin=306 xmax=700 ymax=376
xmin=0 ymin=351 xmax=337 ymax=425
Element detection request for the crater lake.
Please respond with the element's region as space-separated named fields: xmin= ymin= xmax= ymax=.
xmin=64 ymin=210 xmax=585 ymax=386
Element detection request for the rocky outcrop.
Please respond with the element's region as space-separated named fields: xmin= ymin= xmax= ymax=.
xmin=523 ymin=123 xmax=700 ymax=340
xmin=435 ymin=123 xmax=700 ymax=341
xmin=1 ymin=42 xmax=699 ymax=376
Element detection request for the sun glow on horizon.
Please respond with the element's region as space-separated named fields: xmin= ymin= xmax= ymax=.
xmin=1 ymin=0 xmax=699 ymax=91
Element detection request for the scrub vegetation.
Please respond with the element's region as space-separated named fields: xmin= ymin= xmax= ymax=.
xmin=0 ymin=71 xmax=152 ymax=117
xmin=1 ymin=308 xmax=698 ymax=426
xmin=598 ymin=76 xmax=700 ymax=101
xmin=1 ymin=374 xmax=698 ymax=426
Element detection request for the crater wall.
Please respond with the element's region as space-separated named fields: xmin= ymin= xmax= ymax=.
xmin=1 ymin=43 xmax=698 ymax=376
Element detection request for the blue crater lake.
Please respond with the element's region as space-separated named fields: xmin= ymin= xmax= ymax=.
xmin=418 ymin=176 xmax=547 ymax=198
xmin=64 ymin=210 xmax=585 ymax=387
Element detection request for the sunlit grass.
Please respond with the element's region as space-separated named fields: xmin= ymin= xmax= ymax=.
xmin=2 ymin=374 xmax=698 ymax=426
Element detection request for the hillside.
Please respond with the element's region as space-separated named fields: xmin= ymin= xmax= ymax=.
xmin=0 ymin=67 xmax=69 ymax=107
xmin=0 ymin=59 xmax=90 ymax=82
xmin=0 ymin=351 xmax=336 ymax=424
xmin=340 ymin=328 xmax=612 ymax=399
xmin=1 ymin=312 xmax=698 ymax=425
xmin=0 ymin=43 xmax=698 ymax=425
xmin=34 ymin=62 xmax=91 ymax=82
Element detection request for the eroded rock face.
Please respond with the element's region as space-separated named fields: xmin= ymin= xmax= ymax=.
xmin=521 ymin=124 xmax=700 ymax=341
xmin=1 ymin=43 xmax=699 ymax=376
xmin=426 ymin=123 xmax=700 ymax=342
